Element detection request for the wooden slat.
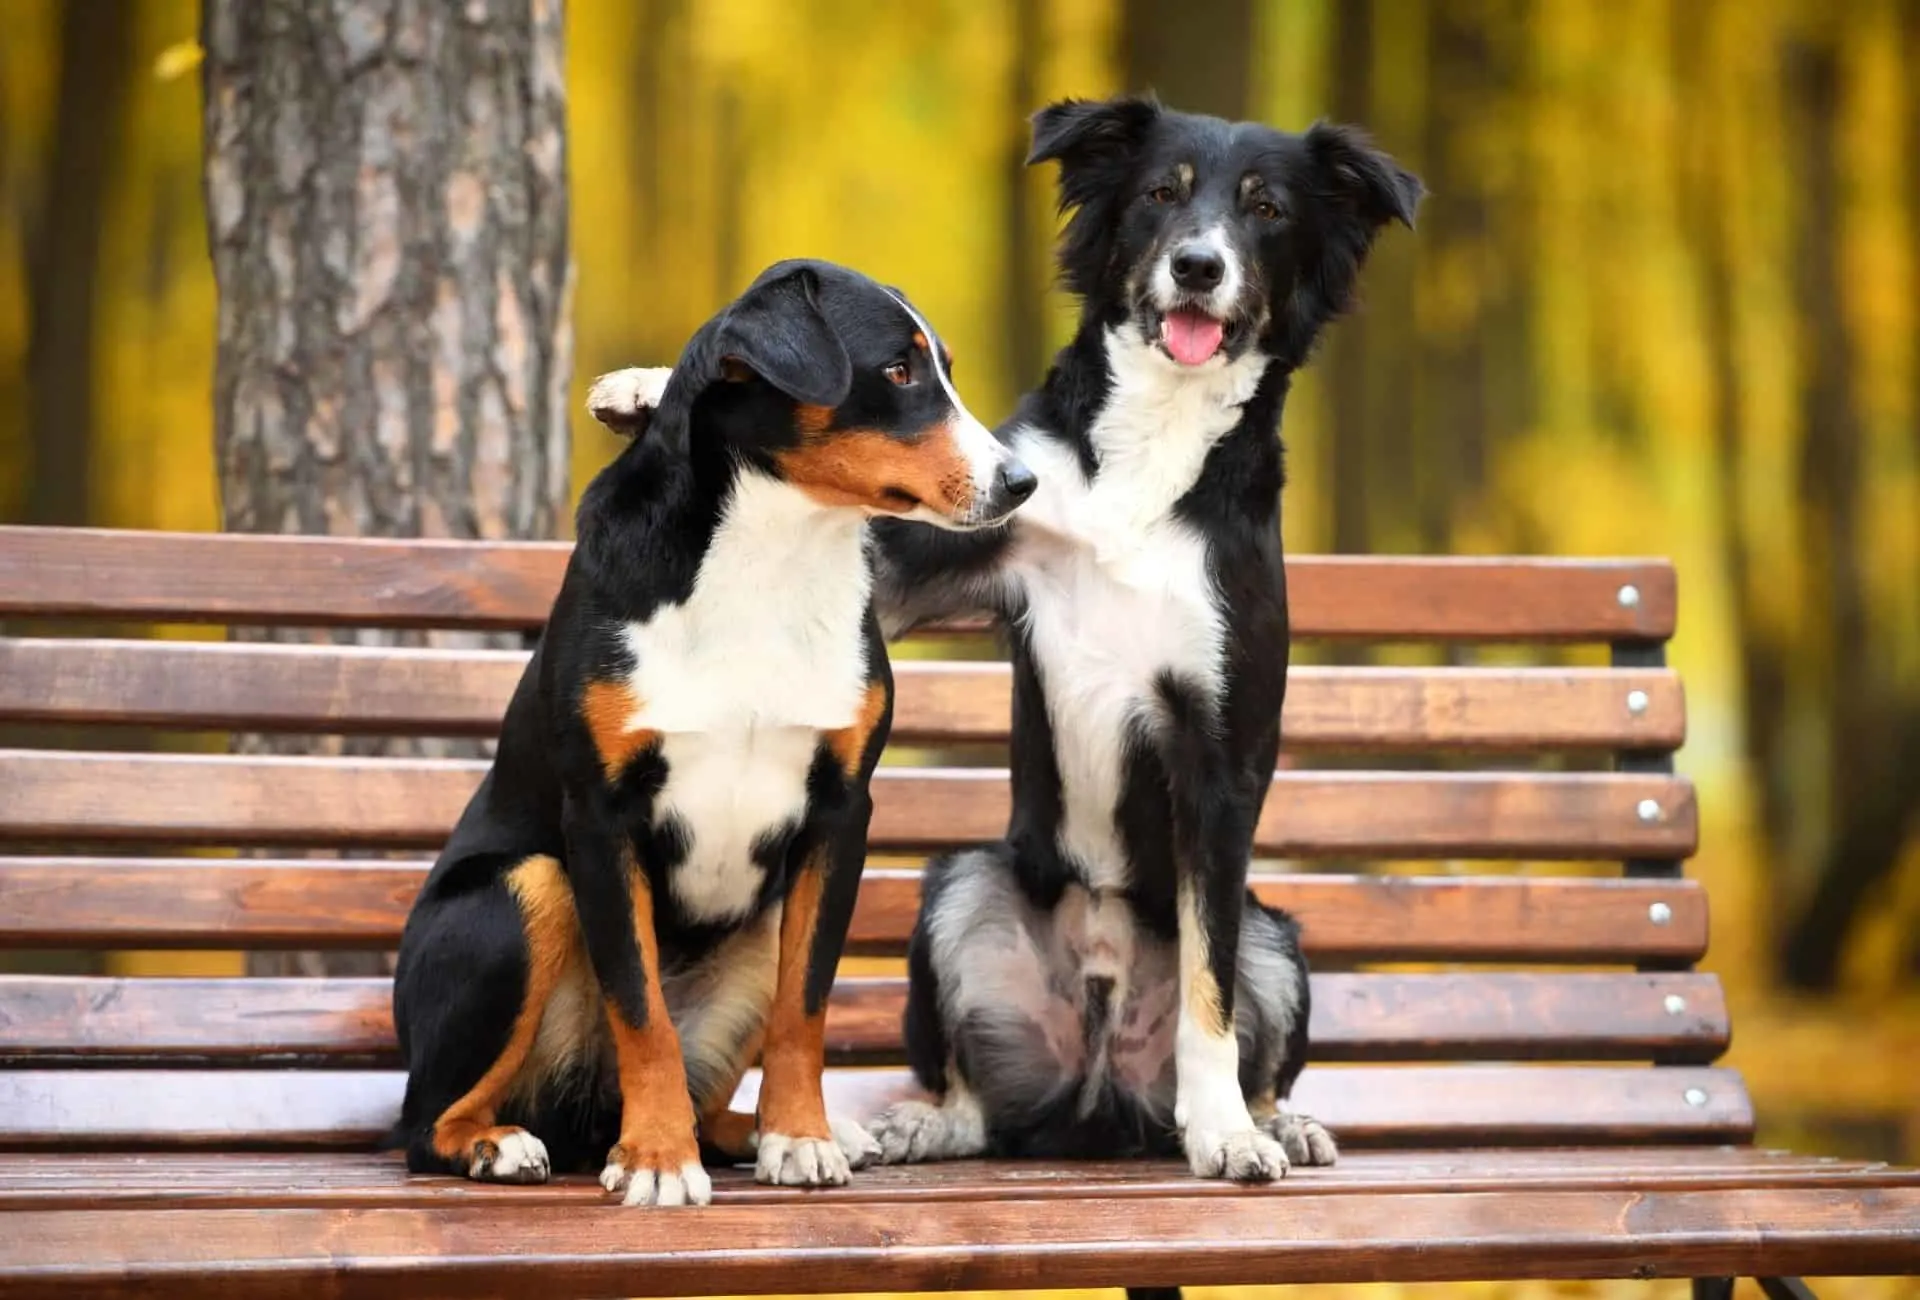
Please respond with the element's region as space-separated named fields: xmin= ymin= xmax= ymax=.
xmin=0 ymin=1065 xmax=1755 ymax=1149
xmin=0 ymin=860 xmax=1713 ymax=963
xmin=7 ymin=1183 xmax=1915 ymax=1297
xmin=0 ymin=526 xmax=1679 ymax=641
xmin=3 ymin=1184 xmax=1916 ymax=1296
xmin=0 ymin=972 xmax=1731 ymax=1067
xmin=6 ymin=1147 xmax=1910 ymax=1212
xmin=0 ymin=751 xmax=1699 ymax=858
xmin=0 ymin=638 xmax=1687 ymax=751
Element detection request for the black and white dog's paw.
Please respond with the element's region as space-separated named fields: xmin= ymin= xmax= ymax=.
xmin=1182 ymin=1124 xmax=1290 ymax=1182
xmin=586 ymin=366 xmax=672 ymax=437
xmin=867 ymin=1094 xmax=988 ymax=1165
xmin=1263 ymin=1111 xmax=1338 ymax=1167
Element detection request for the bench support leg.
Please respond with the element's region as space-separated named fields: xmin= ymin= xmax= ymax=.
xmin=1691 ymin=1282 xmax=1733 ymax=1300
xmin=1758 ymin=1281 xmax=1819 ymax=1300
xmin=1125 ymin=1287 xmax=1181 ymax=1300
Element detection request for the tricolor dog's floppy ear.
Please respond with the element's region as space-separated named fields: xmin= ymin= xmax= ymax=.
xmin=1027 ymin=95 xmax=1161 ymax=297
xmin=644 ymin=261 xmax=853 ymax=456
xmin=712 ymin=263 xmax=852 ymax=409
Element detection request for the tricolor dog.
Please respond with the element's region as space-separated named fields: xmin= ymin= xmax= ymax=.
xmin=390 ymin=259 xmax=1033 ymax=1206
xmin=864 ymin=98 xmax=1422 ymax=1180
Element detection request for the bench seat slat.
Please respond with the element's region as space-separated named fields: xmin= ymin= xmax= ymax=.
xmin=0 ymin=639 xmax=1687 ymax=752
xmin=0 ymin=1148 xmax=1910 ymax=1212
xmin=0 ymin=526 xmax=1678 ymax=641
xmin=0 ymin=861 xmax=1711 ymax=963
xmin=0 ymin=972 xmax=1731 ymax=1067
xmin=6 ymin=1183 xmax=1912 ymax=1296
xmin=0 ymin=751 xmax=1698 ymax=858
xmin=0 ymin=1066 xmax=1755 ymax=1150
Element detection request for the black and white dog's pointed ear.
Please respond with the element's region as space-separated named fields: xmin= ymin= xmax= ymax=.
xmin=714 ymin=264 xmax=852 ymax=408
xmin=1305 ymin=121 xmax=1424 ymax=230
xmin=1026 ymin=95 xmax=1161 ymax=174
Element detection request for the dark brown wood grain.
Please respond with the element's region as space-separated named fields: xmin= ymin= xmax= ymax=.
xmin=0 ymin=971 xmax=1731 ymax=1067
xmin=0 ymin=1065 xmax=1755 ymax=1150
xmin=5 ymin=1147 xmax=1907 ymax=1213
xmin=0 ymin=638 xmax=1687 ymax=751
xmin=0 ymin=526 xmax=1679 ymax=640
xmin=0 ymin=750 xmax=1699 ymax=858
xmin=1 ymin=1183 xmax=1911 ymax=1297
xmin=0 ymin=860 xmax=1712 ymax=963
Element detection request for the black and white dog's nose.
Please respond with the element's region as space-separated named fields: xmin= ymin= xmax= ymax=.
xmin=996 ymin=459 xmax=1038 ymax=504
xmin=1170 ymin=245 xmax=1226 ymax=292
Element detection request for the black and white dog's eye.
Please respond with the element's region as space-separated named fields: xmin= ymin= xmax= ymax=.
xmin=1149 ymin=185 xmax=1178 ymax=204
xmin=1254 ymin=200 xmax=1284 ymax=222
xmin=884 ymin=359 xmax=912 ymax=386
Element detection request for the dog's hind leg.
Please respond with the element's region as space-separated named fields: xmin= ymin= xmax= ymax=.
xmin=1237 ymin=897 xmax=1337 ymax=1166
xmin=394 ymin=854 xmax=575 ymax=1183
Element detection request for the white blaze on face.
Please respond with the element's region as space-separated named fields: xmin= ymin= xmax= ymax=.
xmin=1150 ymin=225 xmax=1246 ymax=367
xmin=883 ymin=289 xmax=1013 ymax=517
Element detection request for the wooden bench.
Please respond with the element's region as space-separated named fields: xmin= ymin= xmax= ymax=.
xmin=0 ymin=523 xmax=1913 ymax=1297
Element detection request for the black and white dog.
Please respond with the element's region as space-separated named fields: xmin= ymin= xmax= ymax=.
xmin=862 ymin=97 xmax=1422 ymax=1181
xmin=597 ymin=98 xmax=1420 ymax=1182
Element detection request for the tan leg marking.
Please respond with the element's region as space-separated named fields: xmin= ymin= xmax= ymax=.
xmin=601 ymin=861 xmax=704 ymax=1203
xmin=429 ymin=855 xmax=574 ymax=1176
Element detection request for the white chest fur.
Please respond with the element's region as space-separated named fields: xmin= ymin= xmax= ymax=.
xmin=618 ymin=472 xmax=873 ymax=922
xmin=1004 ymin=327 xmax=1263 ymax=889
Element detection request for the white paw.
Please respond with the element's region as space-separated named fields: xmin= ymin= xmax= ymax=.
xmin=1184 ymin=1126 xmax=1290 ymax=1182
xmin=586 ymin=366 xmax=672 ymax=433
xmin=756 ymin=1132 xmax=853 ymax=1187
xmin=829 ymin=1114 xmax=881 ymax=1171
xmin=1264 ymin=1112 xmax=1338 ymax=1167
xmin=467 ymin=1128 xmax=550 ymax=1184
xmin=600 ymin=1156 xmax=713 ymax=1208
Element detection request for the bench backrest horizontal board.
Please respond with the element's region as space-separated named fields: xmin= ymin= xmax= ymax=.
xmin=0 ymin=638 xmax=1687 ymax=751
xmin=0 ymin=525 xmax=1678 ymax=640
xmin=0 ymin=750 xmax=1697 ymax=858
xmin=0 ymin=860 xmax=1710 ymax=963
xmin=0 ymin=526 xmax=1715 ymax=1156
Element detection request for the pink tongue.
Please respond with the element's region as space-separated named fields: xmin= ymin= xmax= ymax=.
xmin=1162 ymin=310 xmax=1224 ymax=365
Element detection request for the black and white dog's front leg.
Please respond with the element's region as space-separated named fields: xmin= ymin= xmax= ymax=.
xmin=1158 ymin=679 xmax=1292 ymax=1182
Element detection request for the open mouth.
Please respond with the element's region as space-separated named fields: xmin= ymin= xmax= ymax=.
xmin=1154 ymin=308 xmax=1238 ymax=366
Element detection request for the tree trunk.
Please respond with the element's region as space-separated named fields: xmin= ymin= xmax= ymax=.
xmin=1121 ymin=0 xmax=1253 ymax=120
xmin=25 ymin=0 xmax=133 ymax=527
xmin=202 ymin=0 xmax=573 ymax=977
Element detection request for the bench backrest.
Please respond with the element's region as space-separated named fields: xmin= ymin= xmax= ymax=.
xmin=0 ymin=525 xmax=1742 ymax=1151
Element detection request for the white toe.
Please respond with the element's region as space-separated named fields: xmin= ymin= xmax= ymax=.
xmin=1185 ymin=1127 xmax=1289 ymax=1182
xmin=756 ymin=1133 xmax=853 ymax=1187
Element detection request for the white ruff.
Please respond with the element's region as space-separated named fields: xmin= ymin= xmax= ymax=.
xmin=1003 ymin=325 xmax=1264 ymax=890
xmin=618 ymin=471 xmax=873 ymax=922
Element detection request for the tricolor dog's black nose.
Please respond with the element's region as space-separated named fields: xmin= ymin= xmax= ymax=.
xmin=996 ymin=459 xmax=1038 ymax=505
xmin=1170 ymin=245 xmax=1225 ymax=292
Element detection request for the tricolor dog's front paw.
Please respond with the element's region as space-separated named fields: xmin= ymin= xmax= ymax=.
xmin=756 ymin=1128 xmax=861 ymax=1187
xmin=586 ymin=366 xmax=672 ymax=436
xmin=1183 ymin=1125 xmax=1290 ymax=1183
xmin=601 ymin=1141 xmax=712 ymax=1208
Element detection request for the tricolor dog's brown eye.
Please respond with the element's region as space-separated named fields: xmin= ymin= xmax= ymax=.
xmin=1149 ymin=185 xmax=1177 ymax=204
xmin=884 ymin=359 xmax=912 ymax=386
xmin=1254 ymin=199 xmax=1283 ymax=222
